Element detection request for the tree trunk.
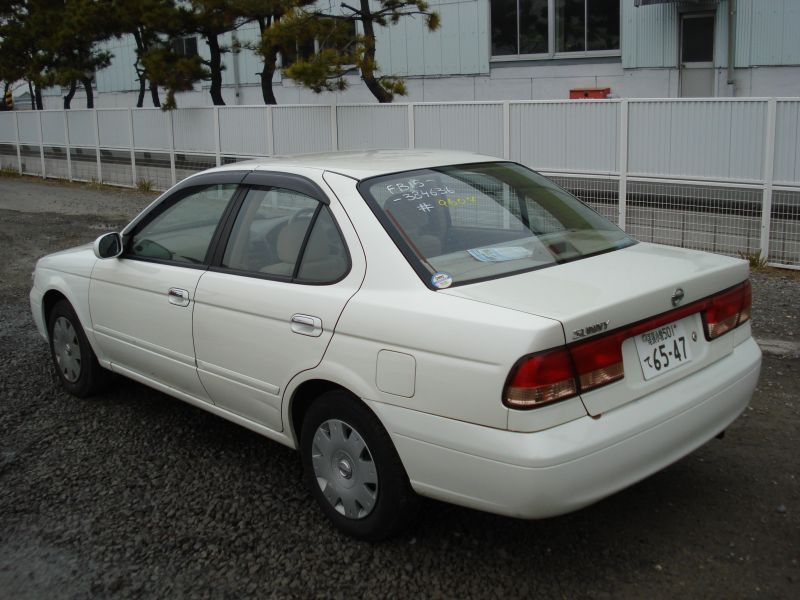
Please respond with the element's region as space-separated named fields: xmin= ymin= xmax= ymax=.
xmin=34 ymin=84 xmax=43 ymax=110
xmin=133 ymin=30 xmax=146 ymax=107
xmin=257 ymin=17 xmax=278 ymax=105
xmin=207 ymin=34 xmax=225 ymax=106
xmin=28 ymin=81 xmax=35 ymax=110
xmin=359 ymin=1 xmax=392 ymax=103
xmin=63 ymin=80 xmax=77 ymax=109
xmin=259 ymin=55 xmax=278 ymax=105
xmin=136 ymin=74 xmax=146 ymax=107
xmin=149 ymin=81 xmax=161 ymax=108
xmin=81 ymin=77 xmax=94 ymax=108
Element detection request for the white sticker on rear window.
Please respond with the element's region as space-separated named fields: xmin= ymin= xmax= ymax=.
xmin=467 ymin=247 xmax=533 ymax=262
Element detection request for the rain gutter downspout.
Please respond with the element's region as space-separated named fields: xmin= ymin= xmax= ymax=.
xmin=727 ymin=0 xmax=736 ymax=88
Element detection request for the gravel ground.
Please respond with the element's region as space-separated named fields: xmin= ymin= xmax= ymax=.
xmin=0 ymin=176 xmax=798 ymax=599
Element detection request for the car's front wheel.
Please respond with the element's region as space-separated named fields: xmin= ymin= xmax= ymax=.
xmin=48 ymin=299 xmax=109 ymax=397
xmin=300 ymin=391 xmax=419 ymax=541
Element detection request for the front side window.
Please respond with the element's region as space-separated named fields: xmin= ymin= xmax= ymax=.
xmin=359 ymin=162 xmax=634 ymax=288
xmin=221 ymin=187 xmax=349 ymax=283
xmin=129 ymin=184 xmax=237 ymax=265
xmin=492 ymin=0 xmax=620 ymax=58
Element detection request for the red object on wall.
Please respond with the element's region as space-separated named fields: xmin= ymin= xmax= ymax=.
xmin=569 ymin=87 xmax=611 ymax=99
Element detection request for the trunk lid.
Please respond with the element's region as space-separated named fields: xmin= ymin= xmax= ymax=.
xmin=441 ymin=242 xmax=750 ymax=415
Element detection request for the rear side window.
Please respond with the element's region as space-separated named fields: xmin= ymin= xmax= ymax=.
xmin=221 ymin=186 xmax=349 ymax=283
xmin=295 ymin=206 xmax=348 ymax=283
xmin=359 ymin=162 xmax=634 ymax=287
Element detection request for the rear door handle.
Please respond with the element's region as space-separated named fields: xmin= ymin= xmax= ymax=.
xmin=291 ymin=314 xmax=323 ymax=337
xmin=168 ymin=287 xmax=190 ymax=307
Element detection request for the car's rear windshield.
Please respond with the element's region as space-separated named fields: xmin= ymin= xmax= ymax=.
xmin=358 ymin=162 xmax=635 ymax=288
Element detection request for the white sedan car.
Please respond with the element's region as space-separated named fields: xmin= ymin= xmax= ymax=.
xmin=30 ymin=150 xmax=761 ymax=540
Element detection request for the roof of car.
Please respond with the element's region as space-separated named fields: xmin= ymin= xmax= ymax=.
xmin=213 ymin=149 xmax=502 ymax=181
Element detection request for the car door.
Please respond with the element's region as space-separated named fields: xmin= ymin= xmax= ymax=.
xmin=89 ymin=172 xmax=244 ymax=400
xmin=192 ymin=171 xmax=366 ymax=431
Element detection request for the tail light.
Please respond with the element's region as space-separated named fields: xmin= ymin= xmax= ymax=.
xmin=703 ymin=280 xmax=751 ymax=339
xmin=504 ymin=334 xmax=625 ymax=409
xmin=739 ymin=280 xmax=752 ymax=324
xmin=505 ymin=349 xmax=577 ymax=407
xmin=570 ymin=335 xmax=625 ymax=391
xmin=504 ymin=280 xmax=753 ymax=410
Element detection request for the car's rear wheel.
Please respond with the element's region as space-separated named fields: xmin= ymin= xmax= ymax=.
xmin=300 ymin=390 xmax=419 ymax=541
xmin=48 ymin=299 xmax=108 ymax=397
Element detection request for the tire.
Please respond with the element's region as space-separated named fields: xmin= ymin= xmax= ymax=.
xmin=300 ymin=391 xmax=420 ymax=541
xmin=47 ymin=299 xmax=109 ymax=398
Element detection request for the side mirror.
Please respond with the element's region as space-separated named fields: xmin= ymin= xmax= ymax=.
xmin=93 ymin=232 xmax=123 ymax=259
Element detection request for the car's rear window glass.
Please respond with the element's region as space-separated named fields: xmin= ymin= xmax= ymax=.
xmin=359 ymin=162 xmax=634 ymax=287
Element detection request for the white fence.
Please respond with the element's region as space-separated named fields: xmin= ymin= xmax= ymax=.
xmin=1 ymin=98 xmax=799 ymax=268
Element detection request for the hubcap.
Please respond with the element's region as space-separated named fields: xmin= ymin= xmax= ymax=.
xmin=311 ymin=419 xmax=378 ymax=519
xmin=52 ymin=316 xmax=82 ymax=383
xmin=337 ymin=458 xmax=353 ymax=479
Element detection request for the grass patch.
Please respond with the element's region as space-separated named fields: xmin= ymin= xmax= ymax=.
xmin=738 ymin=250 xmax=768 ymax=271
xmin=136 ymin=178 xmax=154 ymax=193
xmin=0 ymin=164 xmax=21 ymax=177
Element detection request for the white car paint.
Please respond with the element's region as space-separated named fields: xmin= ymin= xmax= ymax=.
xmin=369 ymin=338 xmax=760 ymax=517
xmin=30 ymin=150 xmax=761 ymax=521
xmin=90 ymin=259 xmax=211 ymax=401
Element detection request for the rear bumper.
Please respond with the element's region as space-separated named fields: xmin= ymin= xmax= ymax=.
xmin=368 ymin=337 xmax=761 ymax=519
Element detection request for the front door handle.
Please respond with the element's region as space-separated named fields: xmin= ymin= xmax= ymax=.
xmin=168 ymin=287 xmax=190 ymax=307
xmin=291 ymin=314 xmax=323 ymax=337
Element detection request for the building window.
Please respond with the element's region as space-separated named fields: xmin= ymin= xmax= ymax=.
xmin=318 ymin=18 xmax=358 ymax=53
xmin=280 ymin=18 xmax=357 ymax=69
xmin=279 ymin=38 xmax=316 ymax=68
xmin=172 ymin=36 xmax=198 ymax=58
xmin=492 ymin=0 xmax=620 ymax=59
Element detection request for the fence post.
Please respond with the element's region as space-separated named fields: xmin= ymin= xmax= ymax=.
xmin=266 ymin=106 xmax=274 ymax=156
xmin=94 ymin=109 xmax=102 ymax=183
xmin=618 ymin=99 xmax=629 ymax=230
xmin=14 ymin=111 xmax=22 ymax=173
xmin=330 ymin=105 xmax=338 ymax=151
xmin=503 ymin=101 xmax=510 ymax=159
xmin=128 ymin=108 xmax=137 ymax=186
xmin=168 ymin=110 xmax=176 ymax=186
xmin=759 ymin=98 xmax=777 ymax=262
xmin=64 ymin=111 xmax=72 ymax=181
xmin=408 ymin=103 xmax=415 ymax=149
xmin=213 ymin=106 xmax=221 ymax=166
xmin=38 ymin=110 xmax=46 ymax=179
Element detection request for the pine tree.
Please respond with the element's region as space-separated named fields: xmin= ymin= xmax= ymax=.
xmin=0 ymin=1 xmax=59 ymax=109
xmin=269 ymin=1 xmax=439 ymax=103
xmin=233 ymin=0 xmax=314 ymax=105
xmin=141 ymin=1 xmax=247 ymax=107
xmin=47 ymin=0 xmax=118 ymax=109
xmin=112 ymin=0 xmax=184 ymax=108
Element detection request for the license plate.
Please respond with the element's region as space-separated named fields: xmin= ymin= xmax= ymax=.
xmin=634 ymin=320 xmax=693 ymax=381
